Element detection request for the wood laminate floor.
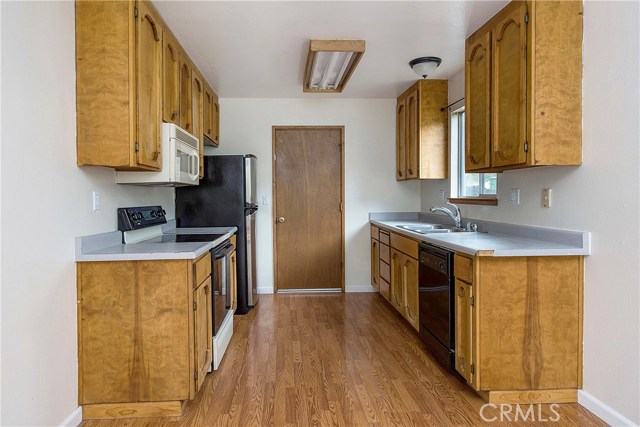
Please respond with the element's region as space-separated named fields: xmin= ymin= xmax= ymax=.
xmin=82 ymin=293 xmax=607 ymax=427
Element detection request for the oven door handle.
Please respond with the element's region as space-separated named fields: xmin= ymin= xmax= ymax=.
xmin=213 ymin=242 xmax=235 ymax=259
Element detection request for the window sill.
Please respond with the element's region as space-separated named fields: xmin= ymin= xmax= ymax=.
xmin=448 ymin=197 xmax=498 ymax=206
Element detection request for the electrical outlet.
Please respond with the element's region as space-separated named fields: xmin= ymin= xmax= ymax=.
xmin=542 ymin=188 xmax=552 ymax=208
xmin=92 ymin=191 xmax=100 ymax=211
xmin=509 ymin=188 xmax=520 ymax=205
xmin=438 ymin=190 xmax=445 ymax=201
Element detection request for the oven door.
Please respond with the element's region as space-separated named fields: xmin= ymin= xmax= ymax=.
xmin=211 ymin=240 xmax=235 ymax=335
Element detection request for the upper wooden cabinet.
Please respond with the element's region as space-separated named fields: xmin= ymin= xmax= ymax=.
xmin=191 ymin=67 xmax=205 ymax=178
xmin=465 ymin=0 xmax=583 ymax=172
xmin=396 ymin=80 xmax=448 ymax=181
xmin=162 ymin=28 xmax=180 ymax=124
xmin=76 ymin=0 xmax=163 ymax=171
xmin=179 ymin=55 xmax=193 ymax=134
xmin=203 ymin=82 xmax=220 ymax=147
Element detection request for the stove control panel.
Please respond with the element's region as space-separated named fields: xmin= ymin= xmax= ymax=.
xmin=118 ymin=205 xmax=167 ymax=231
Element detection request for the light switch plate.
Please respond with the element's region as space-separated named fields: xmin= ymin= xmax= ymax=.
xmin=542 ymin=188 xmax=552 ymax=208
xmin=92 ymin=191 xmax=100 ymax=211
xmin=509 ymin=188 xmax=520 ymax=205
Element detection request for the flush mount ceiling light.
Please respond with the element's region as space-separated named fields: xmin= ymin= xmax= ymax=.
xmin=409 ymin=56 xmax=442 ymax=78
xmin=304 ymin=39 xmax=365 ymax=93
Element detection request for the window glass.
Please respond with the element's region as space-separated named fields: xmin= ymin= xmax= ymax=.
xmin=455 ymin=110 xmax=497 ymax=197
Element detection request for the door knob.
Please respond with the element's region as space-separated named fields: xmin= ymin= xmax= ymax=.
xmin=277 ymin=217 xmax=286 ymax=223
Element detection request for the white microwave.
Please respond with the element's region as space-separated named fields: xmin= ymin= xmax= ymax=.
xmin=117 ymin=123 xmax=200 ymax=186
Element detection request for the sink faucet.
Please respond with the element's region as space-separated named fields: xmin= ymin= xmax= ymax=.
xmin=430 ymin=202 xmax=462 ymax=228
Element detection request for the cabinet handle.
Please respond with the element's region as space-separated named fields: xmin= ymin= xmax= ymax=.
xmin=171 ymin=112 xmax=177 ymax=121
xmin=407 ymin=168 xmax=413 ymax=175
xmin=398 ymin=170 xmax=403 ymax=177
xmin=152 ymin=150 xmax=159 ymax=161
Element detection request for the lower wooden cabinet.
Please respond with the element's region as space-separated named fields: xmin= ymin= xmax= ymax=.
xmin=370 ymin=224 xmax=420 ymax=330
xmin=76 ymin=252 xmax=213 ymax=419
xmin=453 ymin=252 xmax=584 ymax=403
xmin=390 ymin=248 xmax=419 ymax=331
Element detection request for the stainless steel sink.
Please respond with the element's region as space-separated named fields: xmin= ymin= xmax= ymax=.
xmin=397 ymin=224 xmax=467 ymax=234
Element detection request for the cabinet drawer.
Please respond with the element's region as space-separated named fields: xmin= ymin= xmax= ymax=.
xmin=194 ymin=252 xmax=212 ymax=287
xmin=454 ymin=253 xmax=473 ymax=284
xmin=390 ymin=232 xmax=418 ymax=259
xmin=379 ymin=261 xmax=390 ymax=283
xmin=379 ymin=243 xmax=390 ymax=264
xmin=371 ymin=225 xmax=380 ymax=241
xmin=379 ymin=230 xmax=390 ymax=245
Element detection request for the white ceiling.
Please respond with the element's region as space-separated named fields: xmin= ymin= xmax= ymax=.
xmin=153 ymin=1 xmax=509 ymax=99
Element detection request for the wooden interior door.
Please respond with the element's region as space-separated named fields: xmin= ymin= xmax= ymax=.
xmin=492 ymin=2 xmax=528 ymax=168
xmin=273 ymin=127 xmax=344 ymax=291
xmin=465 ymin=31 xmax=492 ymax=171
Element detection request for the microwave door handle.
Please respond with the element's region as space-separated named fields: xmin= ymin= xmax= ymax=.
xmin=189 ymin=154 xmax=199 ymax=180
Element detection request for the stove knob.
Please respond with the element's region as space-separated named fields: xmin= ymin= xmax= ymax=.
xmin=150 ymin=211 xmax=157 ymax=218
xmin=161 ymin=209 xmax=166 ymax=216
xmin=157 ymin=210 xmax=165 ymax=217
xmin=135 ymin=212 xmax=143 ymax=220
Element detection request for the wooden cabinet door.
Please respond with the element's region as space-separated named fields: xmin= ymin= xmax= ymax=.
xmin=455 ymin=278 xmax=474 ymax=386
xmin=135 ymin=1 xmax=163 ymax=170
xmin=465 ymin=31 xmax=492 ymax=171
xmin=193 ymin=277 xmax=212 ymax=393
xmin=179 ymin=56 xmax=192 ymax=133
xmin=403 ymin=256 xmax=419 ymax=331
xmin=390 ymin=249 xmax=405 ymax=314
xmin=203 ymin=84 xmax=214 ymax=142
xmin=395 ymin=99 xmax=406 ymax=181
xmin=405 ymin=89 xmax=419 ymax=179
xmin=191 ymin=68 xmax=205 ymax=178
xmin=162 ymin=29 xmax=180 ymax=124
xmin=371 ymin=238 xmax=380 ymax=289
xmin=212 ymin=94 xmax=220 ymax=146
xmin=492 ymin=2 xmax=528 ymax=168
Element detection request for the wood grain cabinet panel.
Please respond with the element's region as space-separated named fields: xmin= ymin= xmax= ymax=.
xmin=371 ymin=238 xmax=380 ymax=289
xmin=452 ymin=252 xmax=584 ymax=403
xmin=77 ymin=254 xmax=214 ymax=419
xmin=179 ymin=55 xmax=193 ymax=134
xmin=465 ymin=0 xmax=583 ymax=172
xmin=191 ymin=67 xmax=205 ymax=178
xmin=203 ymin=82 xmax=220 ymax=147
xmin=76 ymin=0 xmax=163 ymax=171
xmin=395 ymin=80 xmax=448 ymax=181
xmin=162 ymin=28 xmax=180 ymax=124
xmin=403 ymin=255 xmax=419 ymax=331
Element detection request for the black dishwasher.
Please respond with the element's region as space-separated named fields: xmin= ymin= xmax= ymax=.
xmin=418 ymin=243 xmax=455 ymax=370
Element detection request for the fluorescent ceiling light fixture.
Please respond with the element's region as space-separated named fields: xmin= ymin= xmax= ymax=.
xmin=409 ymin=56 xmax=442 ymax=78
xmin=304 ymin=40 xmax=365 ymax=93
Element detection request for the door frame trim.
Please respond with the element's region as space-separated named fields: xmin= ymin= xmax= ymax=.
xmin=271 ymin=126 xmax=345 ymax=293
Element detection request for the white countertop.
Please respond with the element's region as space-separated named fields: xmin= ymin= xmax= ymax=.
xmin=371 ymin=215 xmax=590 ymax=257
xmin=75 ymin=226 xmax=238 ymax=262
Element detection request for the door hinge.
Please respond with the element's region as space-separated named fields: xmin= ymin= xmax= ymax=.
xmin=470 ymin=296 xmax=475 ymax=306
xmin=524 ymin=12 xmax=529 ymax=23
xmin=524 ymin=141 xmax=529 ymax=153
xmin=339 ymin=203 xmax=343 ymax=212
xmin=134 ymin=7 xmax=138 ymax=17
xmin=135 ymin=142 xmax=139 ymax=152
xmin=273 ymin=154 xmax=276 ymax=161
xmin=193 ymin=301 xmax=198 ymax=311
xmin=470 ymin=363 xmax=475 ymax=374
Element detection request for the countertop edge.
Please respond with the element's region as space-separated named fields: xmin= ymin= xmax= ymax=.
xmin=370 ymin=219 xmax=590 ymax=257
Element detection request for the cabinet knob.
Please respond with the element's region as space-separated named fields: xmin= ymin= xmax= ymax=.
xmin=277 ymin=217 xmax=286 ymax=223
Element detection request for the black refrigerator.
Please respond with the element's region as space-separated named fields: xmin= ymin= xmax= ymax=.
xmin=176 ymin=155 xmax=258 ymax=314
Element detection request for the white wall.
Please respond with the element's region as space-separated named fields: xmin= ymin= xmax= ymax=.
xmin=1 ymin=3 xmax=175 ymax=425
xmin=206 ymin=99 xmax=421 ymax=293
xmin=421 ymin=2 xmax=640 ymax=423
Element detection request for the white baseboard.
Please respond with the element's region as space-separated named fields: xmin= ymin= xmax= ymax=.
xmin=257 ymin=286 xmax=274 ymax=294
xmin=578 ymin=390 xmax=638 ymax=427
xmin=345 ymin=285 xmax=378 ymax=293
xmin=59 ymin=406 xmax=82 ymax=427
